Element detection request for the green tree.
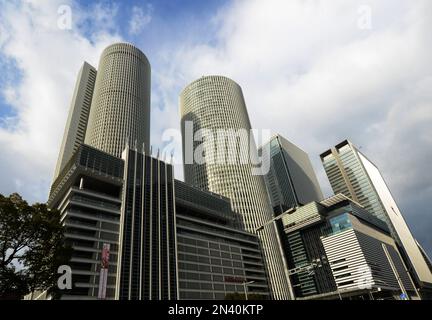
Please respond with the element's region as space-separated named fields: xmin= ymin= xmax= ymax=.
xmin=0 ymin=193 xmax=71 ymax=300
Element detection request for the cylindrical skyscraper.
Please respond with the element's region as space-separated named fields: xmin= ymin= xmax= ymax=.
xmin=85 ymin=43 xmax=150 ymax=157
xmin=180 ymin=76 xmax=293 ymax=299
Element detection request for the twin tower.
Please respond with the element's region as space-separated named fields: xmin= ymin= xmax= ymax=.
xmin=53 ymin=43 xmax=292 ymax=299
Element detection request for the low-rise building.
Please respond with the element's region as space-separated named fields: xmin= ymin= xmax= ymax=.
xmin=175 ymin=181 xmax=269 ymax=299
xmin=281 ymin=194 xmax=419 ymax=300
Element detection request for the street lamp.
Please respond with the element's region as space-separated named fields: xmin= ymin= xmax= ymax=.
xmin=243 ymin=281 xmax=255 ymax=300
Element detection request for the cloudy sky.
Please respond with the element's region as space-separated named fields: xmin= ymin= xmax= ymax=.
xmin=0 ymin=0 xmax=431 ymax=256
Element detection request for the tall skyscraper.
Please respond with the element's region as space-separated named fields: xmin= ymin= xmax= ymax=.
xmin=53 ymin=62 xmax=96 ymax=181
xmin=320 ymin=140 xmax=432 ymax=293
xmin=180 ymin=75 xmax=292 ymax=299
xmin=85 ymin=42 xmax=151 ymax=157
xmin=259 ymin=134 xmax=324 ymax=298
xmin=259 ymin=134 xmax=323 ymax=214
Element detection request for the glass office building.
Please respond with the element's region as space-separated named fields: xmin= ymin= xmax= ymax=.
xmin=259 ymin=134 xmax=324 ymax=297
xmin=321 ymin=209 xmax=418 ymax=300
xmin=260 ymin=134 xmax=323 ymax=214
xmin=281 ymin=202 xmax=336 ymax=298
xmin=320 ymin=140 xmax=432 ymax=294
xmin=180 ymin=76 xmax=292 ymax=299
xmin=281 ymin=194 xmax=418 ymax=300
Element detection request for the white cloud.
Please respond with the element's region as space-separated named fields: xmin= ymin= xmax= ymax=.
xmin=156 ymin=0 xmax=431 ymax=190
xmin=0 ymin=0 xmax=431 ymax=255
xmin=129 ymin=4 xmax=153 ymax=35
xmin=0 ymin=0 xmax=122 ymax=202
xmin=152 ymin=0 xmax=432 ymax=251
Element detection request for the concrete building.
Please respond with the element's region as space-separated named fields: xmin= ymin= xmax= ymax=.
xmin=175 ymin=180 xmax=269 ymax=299
xmin=281 ymin=201 xmax=336 ymax=298
xmin=43 ymin=45 xmax=271 ymax=300
xmin=259 ymin=134 xmax=324 ymax=298
xmin=116 ymin=147 xmax=177 ymax=300
xmin=281 ymin=194 xmax=419 ymax=300
xmin=48 ymin=144 xmax=124 ymax=299
xmin=47 ymin=42 xmax=153 ymax=299
xmin=259 ymin=134 xmax=323 ymax=214
xmin=180 ymin=75 xmax=292 ymax=299
xmin=53 ymin=62 xmax=96 ymax=181
xmin=48 ymin=143 xmax=267 ymax=300
xmin=320 ymin=140 xmax=432 ymax=296
xmin=85 ymin=43 xmax=151 ymax=157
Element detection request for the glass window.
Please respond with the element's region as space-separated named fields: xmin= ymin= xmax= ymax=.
xmin=209 ymin=243 xmax=219 ymax=249
xmin=214 ymin=284 xmax=224 ymax=291
xmin=210 ymin=250 xmax=220 ymax=257
xmin=212 ymin=266 xmax=222 ymax=273
xmin=225 ymin=285 xmax=235 ymax=291
xmin=199 ymin=265 xmax=211 ymax=272
xmin=213 ymin=275 xmax=223 ymax=282
xmin=329 ymin=213 xmax=352 ymax=234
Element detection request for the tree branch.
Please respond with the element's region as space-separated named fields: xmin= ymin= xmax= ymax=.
xmin=2 ymin=241 xmax=27 ymax=267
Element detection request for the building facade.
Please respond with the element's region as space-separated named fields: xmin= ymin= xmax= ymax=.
xmin=320 ymin=140 xmax=432 ymax=293
xmin=85 ymin=43 xmax=151 ymax=157
xmin=175 ymin=181 xmax=269 ymax=299
xmin=116 ymin=147 xmax=178 ymax=300
xmin=45 ymin=45 xmax=271 ymax=300
xmin=281 ymin=194 xmax=418 ymax=300
xmin=48 ymin=144 xmax=124 ymax=299
xmin=260 ymin=134 xmax=323 ymax=214
xmin=48 ymin=143 xmax=267 ymax=300
xmin=180 ymin=75 xmax=292 ymax=299
xmin=259 ymin=134 xmax=324 ymax=298
xmin=53 ymin=62 xmax=97 ymax=181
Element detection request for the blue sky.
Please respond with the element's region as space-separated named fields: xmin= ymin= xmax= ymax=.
xmin=0 ymin=0 xmax=431 ymax=258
